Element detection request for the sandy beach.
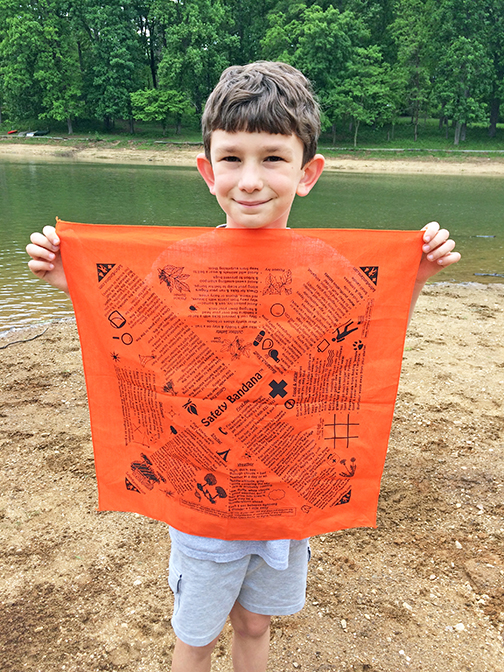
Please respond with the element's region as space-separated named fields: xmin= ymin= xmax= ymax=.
xmin=2 ymin=138 xmax=504 ymax=175
xmin=1 ymin=142 xmax=503 ymax=671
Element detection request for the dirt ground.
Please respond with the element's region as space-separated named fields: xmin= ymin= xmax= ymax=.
xmin=0 ymin=281 xmax=503 ymax=671
xmin=2 ymin=137 xmax=504 ymax=176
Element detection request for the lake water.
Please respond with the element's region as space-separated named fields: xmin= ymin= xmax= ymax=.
xmin=1 ymin=160 xmax=503 ymax=333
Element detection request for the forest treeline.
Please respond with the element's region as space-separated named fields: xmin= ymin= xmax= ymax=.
xmin=0 ymin=0 xmax=503 ymax=145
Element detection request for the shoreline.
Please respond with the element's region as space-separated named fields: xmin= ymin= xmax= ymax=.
xmin=1 ymin=281 xmax=503 ymax=672
xmin=2 ymin=140 xmax=504 ymax=175
xmin=1 ymin=281 xmax=503 ymax=340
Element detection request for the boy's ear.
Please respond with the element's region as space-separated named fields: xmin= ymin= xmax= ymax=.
xmin=296 ymin=154 xmax=325 ymax=197
xmin=196 ymin=153 xmax=216 ymax=194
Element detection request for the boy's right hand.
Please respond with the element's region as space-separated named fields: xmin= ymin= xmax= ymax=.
xmin=26 ymin=225 xmax=70 ymax=296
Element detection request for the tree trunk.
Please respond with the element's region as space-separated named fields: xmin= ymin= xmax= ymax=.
xmin=176 ymin=114 xmax=181 ymax=135
xmin=353 ymin=119 xmax=360 ymax=148
xmin=332 ymin=123 xmax=336 ymax=145
xmin=77 ymin=41 xmax=84 ymax=75
xmin=454 ymin=120 xmax=461 ymax=146
xmin=461 ymin=122 xmax=466 ymax=142
xmin=391 ymin=121 xmax=395 ymax=140
xmin=148 ymin=20 xmax=157 ymax=89
xmin=488 ymin=97 xmax=500 ymax=138
xmin=67 ymin=117 xmax=73 ymax=135
xmin=129 ymin=117 xmax=134 ymax=134
xmin=0 ymin=105 xmax=2 ymax=125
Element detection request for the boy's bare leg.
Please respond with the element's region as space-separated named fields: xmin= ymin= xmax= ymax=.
xmin=171 ymin=635 xmax=219 ymax=672
xmin=229 ymin=601 xmax=271 ymax=672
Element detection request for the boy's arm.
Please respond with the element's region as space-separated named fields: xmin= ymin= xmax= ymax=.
xmin=408 ymin=221 xmax=460 ymax=324
xmin=26 ymin=225 xmax=70 ymax=296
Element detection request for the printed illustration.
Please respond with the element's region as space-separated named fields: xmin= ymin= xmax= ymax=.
xmin=263 ymin=269 xmax=292 ymax=295
xmin=57 ymin=222 xmax=423 ymax=540
xmin=183 ymin=399 xmax=198 ymax=415
xmin=130 ymin=453 xmax=166 ymax=491
xmin=196 ymin=473 xmax=228 ymax=505
xmin=158 ymin=264 xmax=190 ymax=293
xmin=324 ymin=414 xmax=359 ymax=451
xmin=221 ymin=336 xmax=253 ymax=360
xmin=333 ymin=320 xmax=359 ymax=343
xmin=163 ymin=379 xmax=177 ymax=395
xmin=360 ymin=266 xmax=379 ymax=285
xmin=97 ymin=263 xmax=116 ymax=282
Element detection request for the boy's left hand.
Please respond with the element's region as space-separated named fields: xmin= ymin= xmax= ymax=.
xmin=417 ymin=221 xmax=460 ymax=285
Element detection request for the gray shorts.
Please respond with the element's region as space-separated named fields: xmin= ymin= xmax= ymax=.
xmin=168 ymin=543 xmax=310 ymax=647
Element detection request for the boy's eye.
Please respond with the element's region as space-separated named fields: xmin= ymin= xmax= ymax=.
xmin=265 ymin=155 xmax=284 ymax=162
xmin=221 ymin=155 xmax=240 ymax=162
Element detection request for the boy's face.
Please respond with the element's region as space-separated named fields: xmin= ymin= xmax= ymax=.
xmin=197 ymin=130 xmax=324 ymax=229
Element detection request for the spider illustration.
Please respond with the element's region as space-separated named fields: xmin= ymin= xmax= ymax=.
xmin=158 ymin=265 xmax=190 ymax=293
xmin=221 ymin=337 xmax=252 ymax=360
xmin=111 ymin=352 xmax=120 ymax=362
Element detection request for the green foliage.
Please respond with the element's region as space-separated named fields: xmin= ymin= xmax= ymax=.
xmin=389 ymin=0 xmax=432 ymax=139
xmin=0 ymin=0 xmax=502 ymax=141
xmin=73 ymin=0 xmax=144 ymax=125
xmin=156 ymin=0 xmax=239 ymax=113
xmin=329 ymin=45 xmax=397 ymax=146
xmin=130 ymin=88 xmax=194 ymax=134
xmin=0 ymin=0 xmax=84 ymax=131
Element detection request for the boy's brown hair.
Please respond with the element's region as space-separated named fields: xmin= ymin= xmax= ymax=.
xmin=202 ymin=61 xmax=321 ymax=166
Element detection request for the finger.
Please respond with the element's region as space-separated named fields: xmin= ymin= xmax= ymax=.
xmin=28 ymin=259 xmax=54 ymax=277
xmin=423 ymin=228 xmax=451 ymax=253
xmin=436 ymin=251 xmax=461 ymax=267
xmin=26 ymin=242 xmax=57 ymax=262
xmin=421 ymin=221 xmax=440 ymax=243
xmin=42 ymin=225 xmax=60 ymax=246
xmin=426 ymin=239 xmax=456 ymax=262
xmin=29 ymin=231 xmax=60 ymax=253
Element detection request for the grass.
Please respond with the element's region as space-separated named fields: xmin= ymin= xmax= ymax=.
xmin=319 ymin=116 xmax=504 ymax=153
xmin=1 ymin=115 xmax=504 ymax=154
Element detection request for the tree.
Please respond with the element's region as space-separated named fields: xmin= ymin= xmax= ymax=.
xmin=156 ymin=0 xmax=238 ymax=114
xmin=0 ymin=2 xmax=45 ymax=122
xmin=432 ymin=36 xmax=493 ymax=144
xmin=0 ymin=0 xmax=84 ymax=132
xmin=428 ymin=0 xmax=495 ymax=143
xmin=132 ymin=0 xmax=164 ymax=89
xmin=390 ymin=0 xmax=432 ymax=141
xmin=330 ymin=45 xmax=397 ymax=146
xmin=130 ymin=87 xmax=194 ymax=134
xmin=225 ymin=0 xmax=277 ymax=64
xmin=485 ymin=0 xmax=504 ymax=137
xmin=336 ymin=0 xmax=397 ymax=61
xmin=261 ymin=4 xmax=370 ymax=140
xmin=71 ymin=0 xmax=145 ymax=129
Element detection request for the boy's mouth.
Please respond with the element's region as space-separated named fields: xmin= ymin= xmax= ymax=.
xmin=234 ymin=199 xmax=271 ymax=207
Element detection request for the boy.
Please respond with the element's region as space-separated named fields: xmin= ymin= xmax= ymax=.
xmin=26 ymin=61 xmax=460 ymax=672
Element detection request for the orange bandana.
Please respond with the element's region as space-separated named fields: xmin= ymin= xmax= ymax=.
xmin=57 ymin=221 xmax=422 ymax=539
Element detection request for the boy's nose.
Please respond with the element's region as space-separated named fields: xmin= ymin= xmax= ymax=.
xmin=238 ymin=163 xmax=263 ymax=192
